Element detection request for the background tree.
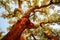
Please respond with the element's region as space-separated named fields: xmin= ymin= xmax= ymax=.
xmin=0 ymin=0 xmax=60 ymax=40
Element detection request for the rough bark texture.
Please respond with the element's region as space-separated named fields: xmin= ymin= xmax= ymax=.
xmin=1 ymin=0 xmax=60 ymax=40
xmin=1 ymin=15 xmax=36 ymax=40
xmin=1 ymin=17 xmax=30 ymax=40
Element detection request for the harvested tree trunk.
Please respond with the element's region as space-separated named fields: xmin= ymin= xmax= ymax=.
xmin=1 ymin=16 xmax=30 ymax=40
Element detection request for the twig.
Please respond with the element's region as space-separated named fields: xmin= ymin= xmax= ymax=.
xmin=31 ymin=33 xmax=36 ymax=40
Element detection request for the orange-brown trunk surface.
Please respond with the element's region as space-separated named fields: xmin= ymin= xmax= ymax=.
xmin=1 ymin=17 xmax=30 ymax=40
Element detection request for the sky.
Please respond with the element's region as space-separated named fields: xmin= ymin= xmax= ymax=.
xmin=0 ymin=3 xmax=18 ymax=35
xmin=0 ymin=1 xmax=60 ymax=35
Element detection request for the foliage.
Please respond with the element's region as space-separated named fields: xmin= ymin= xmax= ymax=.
xmin=0 ymin=0 xmax=60 ymax=40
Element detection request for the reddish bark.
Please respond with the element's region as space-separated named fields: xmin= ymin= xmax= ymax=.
xmin=1 ymin=16 xmax=36 ymax=40
xmin=1 ymin=0 xmax=60 ymax=40
xmin=20 ymin=34 xmax=26 ymax=40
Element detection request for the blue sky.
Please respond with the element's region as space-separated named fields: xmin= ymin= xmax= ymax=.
xmin=0 ymin=3 xmax=18 ymax=35
xmin=0 ymin=17 xmax=9 ymax=35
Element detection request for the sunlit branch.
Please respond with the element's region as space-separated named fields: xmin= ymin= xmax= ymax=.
xmin=25 ymin=0 xmax=60 ymax=16
xmin=39 ymin=21 xmax=60 ymax=27
xmin=34 ymin=9 xmax=47 ymax=14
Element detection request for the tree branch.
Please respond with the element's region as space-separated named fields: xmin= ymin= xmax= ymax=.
xmin=31 ymin=33 xmax=36 ymax=40
xmin=39 ymin=21 xmax=60 ymax=27
xmin=39 ymin=20 xmax=60 ymax=40
xmin=13 ymin=0 xmax=24 ymax=17
xmin=25 ymin=0 xmax=60 ymax=16
xmin=18 ymin=0 xmax=22 ymax=8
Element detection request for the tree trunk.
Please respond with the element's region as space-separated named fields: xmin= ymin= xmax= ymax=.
xmin=1 ymin=17 xmax=30 ymax=40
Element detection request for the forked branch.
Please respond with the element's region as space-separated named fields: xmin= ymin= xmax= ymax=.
xmin=25 ymin=0 xmax=60 ymax=16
